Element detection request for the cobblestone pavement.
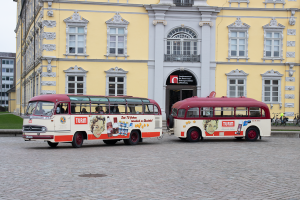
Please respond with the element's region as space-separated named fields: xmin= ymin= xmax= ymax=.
xmin=1 ymin=136 xmax=300 ymax=200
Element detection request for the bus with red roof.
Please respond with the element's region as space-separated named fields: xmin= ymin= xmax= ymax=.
xmin=167 ymin=93 xmax=271 ymax=142
xmin=22 ymin=94 xmax=162 ymax=148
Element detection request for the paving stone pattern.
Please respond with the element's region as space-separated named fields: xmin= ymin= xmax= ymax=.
xmin=0 ymin=136 xmax=300 ymax=199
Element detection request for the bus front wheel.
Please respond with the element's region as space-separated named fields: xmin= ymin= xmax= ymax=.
xmin=124 ymin=130 xmax=140 ymax=145
xmin=47 ymin=141 xmax=58 ymax=148
xmin=245 ymin=127 xmax=259 ymax=141
xmin=72 ymin=132 xmax=84 ymax=148
xmin=187 ymin=128 xmax=201 ymax=142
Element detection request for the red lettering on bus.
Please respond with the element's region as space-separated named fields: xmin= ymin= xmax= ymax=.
xmin=75 ymin=117 xmax=87 ymax=124
xmin=222 ymin=121 xmax=235 ymax=127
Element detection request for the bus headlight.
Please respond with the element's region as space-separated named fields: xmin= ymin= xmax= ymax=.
xmin=42 ymin=127 xmax=47 ymax=132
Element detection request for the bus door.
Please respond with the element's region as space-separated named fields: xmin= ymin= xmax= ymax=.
xmin=54 ymin=102 xmax=71 ymax=133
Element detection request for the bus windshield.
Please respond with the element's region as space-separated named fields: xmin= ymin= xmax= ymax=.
xmin=26 ymin=101 xmax=55 ymax=116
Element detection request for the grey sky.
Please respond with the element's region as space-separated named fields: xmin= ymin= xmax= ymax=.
xmin=0 ymin=1 xmax=17 ymax=53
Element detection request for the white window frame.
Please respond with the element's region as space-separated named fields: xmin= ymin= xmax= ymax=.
xmin=263 ymin=0 xmax=285 ymax=8
xmin=228 ymin=79 xmax=246 ymax=97
xmin=105 ymin=67 xmax=128 ymax=96
xmin=262 ymin=18 xmax=285 ymax=62
xmin=227 ymin=18 xmax=250 ymax=62
xmin=108 ymin=77 xmax=125 ymax=96
xmin=67 ymin=27 xmax=85 ymax=55
xmin=228 ymin=0 xmax=250 ymax=7
xmin=261 ymin=69 xmax=283 ymax=109
xmin=225 ymin=69 xmax=249 ymax=97
xmin=64 ymin=65 xmax=88 ymax=95
xmin=64 ymin=11 xmax=89 ymax=58
xmin=105 ymin=12 xmax=129 ymax=59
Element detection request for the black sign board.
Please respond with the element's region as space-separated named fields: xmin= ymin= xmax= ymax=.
xmin=166 ymin=70 xmax=197 ymax=85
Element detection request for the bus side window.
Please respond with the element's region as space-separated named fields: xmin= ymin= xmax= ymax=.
xmin=236 ymin=107 xmax=248 ymax=117
xmin=262 ymin=108 xmax=266 ymax=117
xmin=56 ymin=103 xmax=69 ymax=114
xmin=250 ymin=107 xmax=261 ymax=117
xmin=178 ymin=109 xmax=186 ymax=118
xmin=80 ymin=103 xmax=90 ymax=114
xmin=214 ymin=107 xmax=234 ymax=117
xmin=144 ymin=104 xmax=154 ymax=114
xmin=201 ymin=107 xmax=213 ymax=117
xmin=128 ymin=104 xmax=143 ymax=114
xmin=154 ymin=105 xmax=159 ymax=115
xmin=91 ymin=103 xmax=108 ymax=114
xmin=187 ymin=107 xmax=199 ymax=118
xmin=110 ymin=104 xmax=126 ymax=114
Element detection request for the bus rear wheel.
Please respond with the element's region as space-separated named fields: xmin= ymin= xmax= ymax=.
xmin=187 ymin=128 xmax=201 ymax=142
xmin=124 ymin=130 xmax=140 ymax=145
xmin=72 ymin=132 xmax=84 ymax=148
xmin=47 ymin=141 xmax=58 ymax=148
xmin=245 ymin=127 xmax=259 ymax=141
xmin=103 ymin=140 xmax=118 ymax=145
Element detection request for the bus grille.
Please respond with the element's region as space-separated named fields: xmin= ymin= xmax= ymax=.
xmin=155 ymin=117 xmax=161 ymax=128
xmin=23 ymin=126 xmax=43 ymax=132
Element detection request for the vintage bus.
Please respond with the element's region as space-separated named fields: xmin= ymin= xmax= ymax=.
xmin=167 ymin=96 xmax=271 ymax=142
xmin=22 ymin=95 xmax=162 ymax=148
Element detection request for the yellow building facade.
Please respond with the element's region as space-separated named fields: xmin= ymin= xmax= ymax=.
xmin=14 ymin=0 xmax=299 ymax=120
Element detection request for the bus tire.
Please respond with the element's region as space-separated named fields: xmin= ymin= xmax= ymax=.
xmin=168 ymin=115 xmax=174 ymax=129
xmin=128 ymin=130 xmax=140 ymax=145
xmin=103 ymin=140 xmax=118 ymax=145
xmin=47 ymin=141 xmax=58 ymax=147
xmin=72 ymin=132 xmax=84 ymax=148
xmin=187 ymin=128 xmax=201 ymax=142
xmin=245 ymin=127 xmax=259 ymax=141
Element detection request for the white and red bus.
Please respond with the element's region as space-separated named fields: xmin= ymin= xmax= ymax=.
xmin=22 ymin=94 xmax=162 ymax=148
xmin=167 ymin=96 xmax=271 ymax=142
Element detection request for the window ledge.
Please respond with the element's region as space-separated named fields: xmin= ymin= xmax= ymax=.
xmin=105 ymin=54 xmax=129 ymax=60
xmin=263 ymin=1 xmax=285 ymax=4
xmin=227 ymin=57 xmax=249 ymax=62
xmin=64 ymin=54 xmax=89 ymax=59
xmin=262 ymin=57 xmax=284 ymax=63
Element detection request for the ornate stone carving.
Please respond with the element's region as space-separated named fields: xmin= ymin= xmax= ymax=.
xmin=153 ymin=20 xmax=168 ymax=26
xmin=286 ymin=52 xmax=295 ymax=58
xmin=287 ymin=29 xmax=296 ymax=35
xmin=286 ymin=77 xmax=295 ymax=82
xmin=285 ymin=86 xmax=295 ymax=91
xmin=47 ymin=10 xmax=54 ymax=17
xmin=228 ymin=17 xmax=250 ymax=29
xmin=289 ymin=11 xmax=296 ymax=26
xmin=106 ymin=12 xmax=129 ymax=25
xmin=41 ymin=72 xmax=56 ymax=77
xmin=47 ymin=59 xmax=52 ymax=73
xmin=64 ymin=10 xmax=89 ymax=24
xmin=40 ymin=90 xmax=56 ymax=95
xmin=287 ymin=41 xmax=295 ymax=47
xmin=105 ymin=66 xmax=128 ymax=74
xmin=261 ymin=69 xmax=283 ymax=77
xmin=43 ymin=44 xmax=56 ymax=51
xmin=285 ymin=103 xmax=294 ymax=108
xmin=285 ymin=112 xmax=294 ymax=117
xmin=285 ymin=94 xmax=295 ymax=99
xmin=64 ymin=65 xmax=88 ymax=73
xmin=41 ymin=81 xmax=56 ymax=86
xmin=226 ymin=69 xmax=249 ymax=76
xmin=263 ymin=17 xmax=285 ymax=29
xmin=286 ymin=63 xmax=296 ymax=77
xmin=43 ymin=20 xmax=56 ymax=28
xmin=43 ymin=32 xmax=56 ymax=40
xmin=199 ymin=21 xmax=213 ymax=27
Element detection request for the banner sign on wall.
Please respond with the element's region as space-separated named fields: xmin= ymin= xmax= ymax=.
xmin=166 ymin=70 xmax=197 ymax=85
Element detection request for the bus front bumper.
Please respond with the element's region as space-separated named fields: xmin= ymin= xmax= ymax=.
xmin=23 ymin=135 xmax=54 ymax=140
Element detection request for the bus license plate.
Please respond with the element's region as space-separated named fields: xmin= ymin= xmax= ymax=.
xmin=26 ymin=136 xmax=33 ymax=139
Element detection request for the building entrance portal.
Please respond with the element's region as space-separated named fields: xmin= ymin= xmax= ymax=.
xmin=166 ymin=70 xmax=197 ymax=117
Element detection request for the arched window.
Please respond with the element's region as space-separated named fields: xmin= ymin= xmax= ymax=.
xmin=165 ymin=28 xmax=199 ymax=62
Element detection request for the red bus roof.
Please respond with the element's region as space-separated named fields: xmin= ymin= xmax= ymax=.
xmin=173 ymin=96 xmax=269 ymax=110
xmin=29 ymin=94 xmax=159 ymax=106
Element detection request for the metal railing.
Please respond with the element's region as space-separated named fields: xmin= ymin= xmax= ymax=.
xmin=164 ymin=54 xmax=200 ymax=62
xmin=173 ymin=0 xmax=194 ymax=6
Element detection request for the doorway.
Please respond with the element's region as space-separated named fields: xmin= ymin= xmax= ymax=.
xmin=166 ymin=85 xmax=197 ymax=117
